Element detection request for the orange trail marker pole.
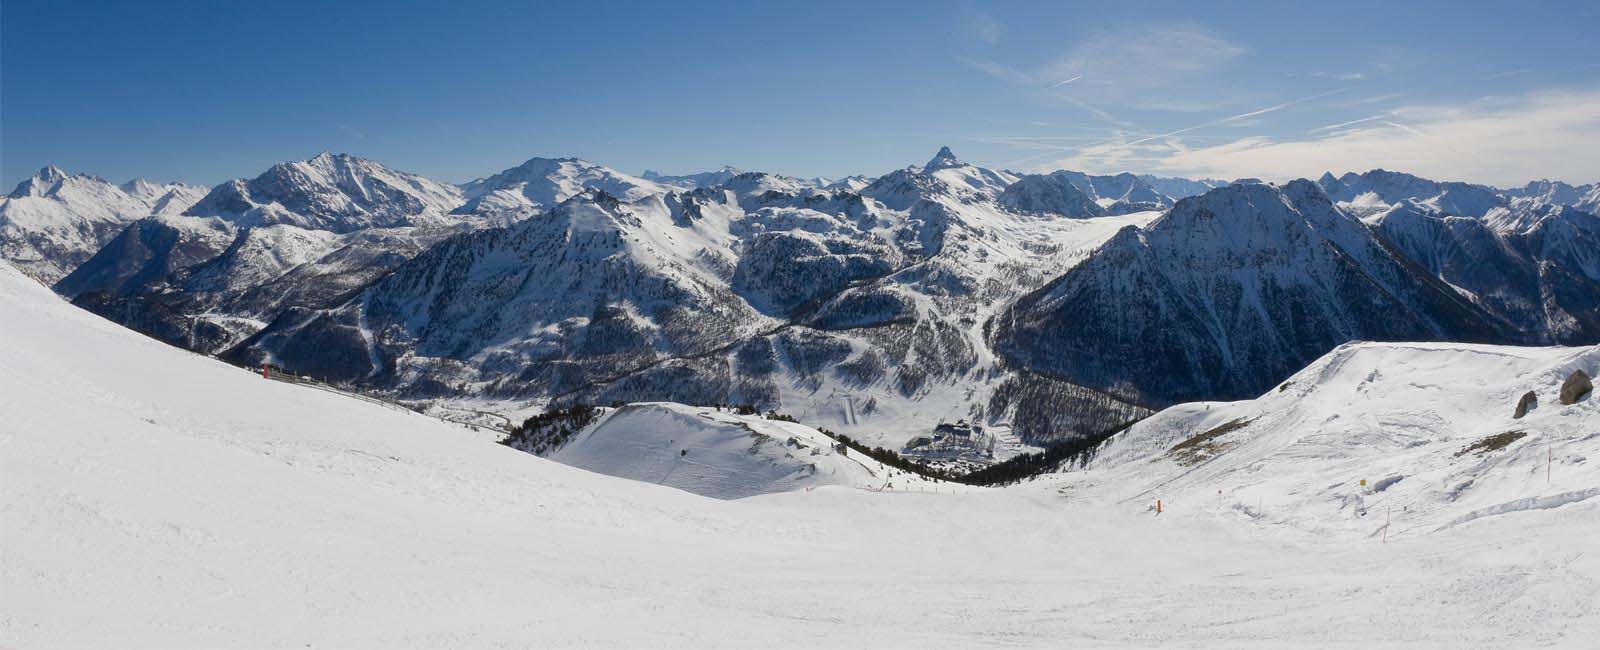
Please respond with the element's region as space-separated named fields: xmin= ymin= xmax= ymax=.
xmin=1156 ymin=499 xmax=1162 ymax=515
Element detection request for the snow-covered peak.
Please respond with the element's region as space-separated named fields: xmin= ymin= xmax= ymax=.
xmin=1323 ymin=169 xmax=1506 ymax=218
xmin=1581 ymin=184 xmax=1600 ymax=214
xmin=119 ymin=178 xmax=162 ymax=199
xmin=865 ymin=148 xmax=1017 ymax=209
xmin=1505 ymin=179 xmax=1589 ymax=206
xmin=184 ymin=153 xmax=463 ymax=232
xmin=1483 ymin=199 xmax=1598 ymax=235
xmin=922 ymin=146 xmax=962 ymax=172
xmin=1369 ymin=197 xmax=1445 ymax=225
xmin=823 ymin=175 xmax=872 ymax=192
xmin=1147 ymin=178 xmax=1357 ymax=249
xmin=455 ymin=156 xmax=665 ymax=215
xmin=9 ymin=165 xmax=77 ymax=198
xmin=718 ymin=171 xmax=813 ymax=198
xmin=1 ymin=165 xmax=212 ymax=282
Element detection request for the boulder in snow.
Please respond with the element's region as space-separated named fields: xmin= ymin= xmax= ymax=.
xmin=1560 ymin=370 xmax=1593 ymax=405
xmin=1514 ymin=390 xmax=1537 ymax=418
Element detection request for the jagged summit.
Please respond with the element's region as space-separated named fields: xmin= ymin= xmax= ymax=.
xmin=9 ymin=165 xmax=73 ymax=198
xmin=922 ymin=146 xmax=962 ymax=172
xmin=1 ymin=165 xmax=209 ymax=282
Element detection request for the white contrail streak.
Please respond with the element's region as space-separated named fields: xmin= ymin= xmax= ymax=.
xmin=1118 ymin=87 xmax=1353 ymax=147
xmin=1308 ymin=114 xmax=1387 ymax=134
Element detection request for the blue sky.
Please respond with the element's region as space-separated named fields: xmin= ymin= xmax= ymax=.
xmin=4 ymin=0 xmax=1597 ymax=189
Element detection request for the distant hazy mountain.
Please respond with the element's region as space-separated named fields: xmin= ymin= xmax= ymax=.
xmin=641 ymin=166 xmax=743 ymax=190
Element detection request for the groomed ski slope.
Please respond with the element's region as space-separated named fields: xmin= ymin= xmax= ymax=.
xmin=2 ymin=261 xmax=1598 ymax=649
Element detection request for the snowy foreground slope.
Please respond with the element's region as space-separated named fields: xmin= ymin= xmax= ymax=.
xmin=549 ymin=403 xmax=928 ymax=498
xmin=1088 ymin=341 xmax=1600 ymax=535
xmin=3 ymin=263 xmax=1598 ymax=648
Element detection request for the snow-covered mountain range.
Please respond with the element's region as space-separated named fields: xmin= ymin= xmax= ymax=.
xmin=183 ymin=152 xmax=464 ymax=231
xmin=4 ymin=148 xmax=1597 ymax=453
xmin=0 ymin=166 xmax=205 ymax=282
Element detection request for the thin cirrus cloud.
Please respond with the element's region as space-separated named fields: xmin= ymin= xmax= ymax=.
xmin=1340 ymin=93 xmax=1404 ymax=106
xmin=1304 ymin=71 xmax=1366 ymax=81
xmin=1147 ymin=88 xmax=1600 ymax=185
xmin=1485 ymin=69 xmax=1532 ymax=80
xmin=1108 ymin=88 xmax=1353 ymax=149
xmin=962 ymin=23 xmax=1247 ymax=100
xmin=959 ymin=24 xmax=1247 ymax=132
xmin=1017 ymin=89 xmax=1351 ymax=173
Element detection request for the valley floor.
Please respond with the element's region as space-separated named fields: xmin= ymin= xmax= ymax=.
xmin=3 ymin=264 xmax=1598 ymax=649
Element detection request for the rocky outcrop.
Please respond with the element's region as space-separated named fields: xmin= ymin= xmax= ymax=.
xmin=1514 ymin=390 xmax=1537 ymax=418
xmin=1560 ymin=370 xmax=1593 ymax=405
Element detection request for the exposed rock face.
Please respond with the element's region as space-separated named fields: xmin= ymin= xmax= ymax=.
xmin=1560 ymin=370 xmax=1593 ymax=405
xmin=1514 ymin=390 xmax=1537 ymax=418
